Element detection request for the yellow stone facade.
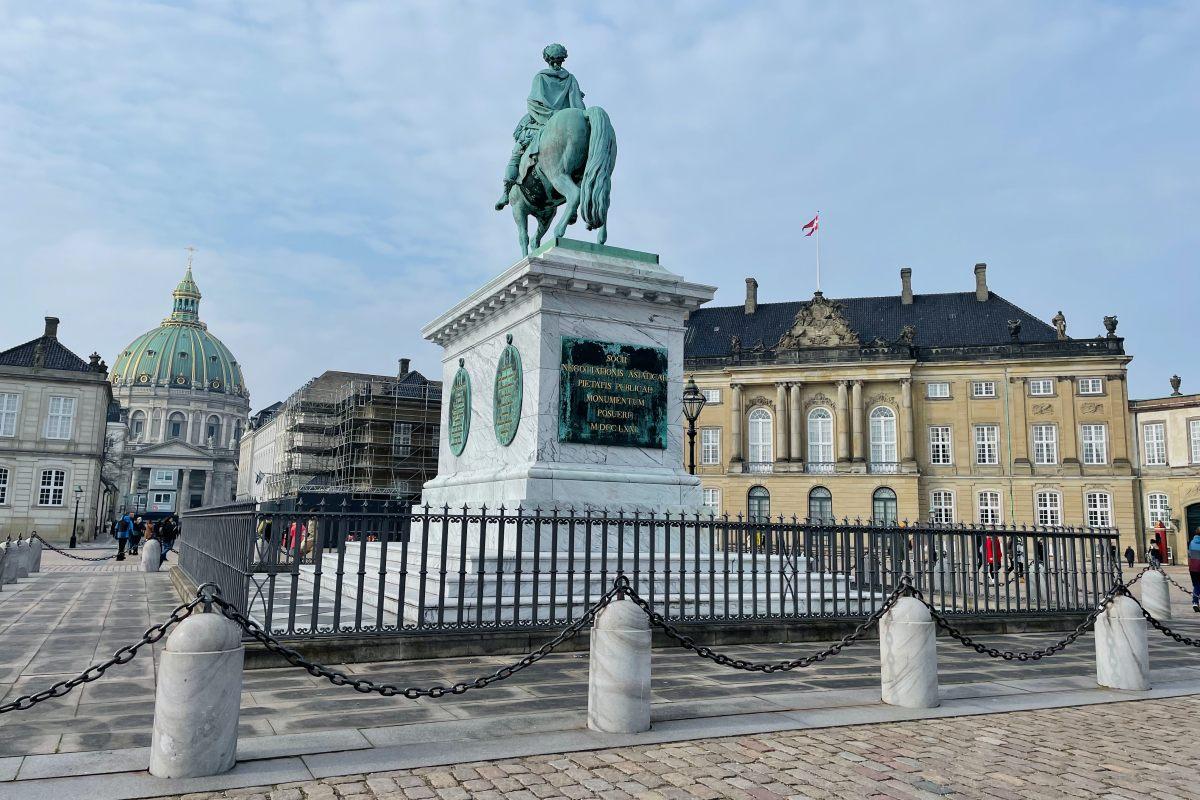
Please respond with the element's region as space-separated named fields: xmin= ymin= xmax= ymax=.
xmin=683 ymin=268 xmax=1139 ymax=551
xmin=1130 ymin=389 xmax=1200 ymax=560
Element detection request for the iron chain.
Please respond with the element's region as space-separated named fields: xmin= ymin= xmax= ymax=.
xmin=911 ymin=581 xmax=1125 ymax=661
xmin=30 ymin=534 xmax=119 ymax=562
xmin=208 ymin=581 xmax=626 ymax=699
xmin=619 ymin=577 xmax=910 ymax=672
xmin=1123 ymin=593 xmax=1200 ymax=648
xmin=0 ymin=596 xmax=201 ymax=713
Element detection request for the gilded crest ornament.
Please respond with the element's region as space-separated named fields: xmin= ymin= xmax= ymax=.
xmin=776 ymin=291 xmax=860 ymax=349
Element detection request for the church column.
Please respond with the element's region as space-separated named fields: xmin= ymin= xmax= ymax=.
xmin=775 ymin=383 xmax=789 ymax=462
xmin=202 ymin=470 xmax=213 ymax=507
xmin=180 ymin=469 xmax=192 ymax=510
xmin=788 ymin=383 xmax=803 ymax=463
xmin=836 ymin=380 xmax=850 ymax=464
xmin=730 ymin=383 xmax=744 ymax=464
xmin=129 ymin=468 xmax=139 ymax=496
xmin=851 ymin=380 xmax=865 ymax=463
xmin=900 ymin=378 xmax=915 ymax=464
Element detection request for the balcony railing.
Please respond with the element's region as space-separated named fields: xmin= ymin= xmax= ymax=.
xmin=746 ymin=461 xmax=774 ymax=474
xmin=868 ymin=462 xmax=899 ymax=474
xmin=806 ymin=462 xmax=835 ymax=474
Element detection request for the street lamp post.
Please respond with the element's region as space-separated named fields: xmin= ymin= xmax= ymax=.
xmin=70 ymin=484 xmax=84 ymax=549
xmin=681 ymin=376 xmax=707 ymax=476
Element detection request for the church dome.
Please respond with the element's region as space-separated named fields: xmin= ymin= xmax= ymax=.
xmin=110 ymin=261 xmax=248 ymax=398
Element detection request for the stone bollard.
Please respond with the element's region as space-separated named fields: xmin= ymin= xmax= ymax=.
xmin=13 ymin=538 xmax=30 ymax=579
xmin=0 ymin=542 xmax=16 ymax=585
xmin=28 ymin=535 xmax=42 ymax=573
xmin=588 ymin=598 xmax=651 ymax=733
xmin=1029 ymin=562 xmax=1049 ymax=608
xmin=149 ymin=611 xmax=244 ymax=778
xmin=141 ymin=539 xmax=162 ymax=572
xmin=1139 ymin=570 xmax=1172 ymax=622
xmin=1095 ymin=595 xmax=1149 ymax=691
xmin=880 ymin=596 xmax=940 ymax=708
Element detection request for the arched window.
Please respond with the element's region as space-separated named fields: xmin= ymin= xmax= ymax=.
xmin=872 ymin=487 xmax=897 ymax=525
xmin=748 ymin=486 xmax=770 ymax=523
xmin=748 ymin=408 xmax=773 ymax=470
xmin=808 ymin=486 xmax=833 ymax=523
xmin=130 ymin=410 xmax=146 ymax=442
xmin=869 ymin=406 xmax=897 ymax=469
xmin=807 ymin=407 xmax=833 ymax=469
xmin=167 ymin=411 xmax=186 ymax=441
xmin=206 ymin=415 xmax=221 ymax=446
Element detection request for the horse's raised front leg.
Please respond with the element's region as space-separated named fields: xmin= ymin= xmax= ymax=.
xmin=533 ymin=212 xmax=553 ymax=249
xmin=547 ymin=174 xmax=580 ymax=240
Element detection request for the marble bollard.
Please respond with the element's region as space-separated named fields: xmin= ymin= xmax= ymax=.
xmin=29 ymin=536 xmax=42 ymax=573
xmin=1139 ymin=571 xmax=1172 ymax=622
xmin=0 ymin=543 xmax=18 ymax=585
xmin=149 ymin=612 xmax=244 ymax=778
xmin=588 ymin=598 xmax=652 ymax=734
xmin=141 ymin=539 xmax=162 ymax=572
xmin=13 ymin=540 xmax=30 ymax=579
xmin=880 ymin=596 xmax=939 ymax=708
xmin=1029 ymin=563 xmax=1049 ymax=608
xmin=1095 ymin=595 xmax=1149 ymax=691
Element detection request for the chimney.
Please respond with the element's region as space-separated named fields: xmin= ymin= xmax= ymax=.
xmin=744 ymin=277 xmax=758 ymax=315
xmin=398 ymin=357 xmax=411 ymax=376
xmin=973 ymin=263 xmax=989 ymax=302
xmin=900 ymin=268 xmax=913 ymax=305
xmin=44 ymin=316 xmax=59 ymax=339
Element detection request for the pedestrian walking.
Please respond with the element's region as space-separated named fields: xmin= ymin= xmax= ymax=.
xmin=159 ymin=515 xmax=178 ymax=563
xmin=114 ymin=512 xmax=133 ymax=561
xmin=1124 ymin=546 xmax=1135 ymax=569
xmin=1147 ymin=539 xmax=1160 ymax=568
xmin=1188 ymin=527 xmax=1200 ymax=614
xmin=129 ymin=516 xmax=144 ymax=555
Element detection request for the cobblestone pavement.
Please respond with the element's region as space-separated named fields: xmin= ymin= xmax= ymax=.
xmin=156 ymin=695 xmax=1200 ymax=799
xmin=2 ymin=564 xmax=1198 ymax=758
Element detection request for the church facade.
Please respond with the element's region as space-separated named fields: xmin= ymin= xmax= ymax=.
xmin=684 ymin=264 xmax=1138 ymax=549
xmin=107 ymin=260 xmax=250 ymax=516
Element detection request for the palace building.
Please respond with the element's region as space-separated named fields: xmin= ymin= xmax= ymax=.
xmin=1130 ymin=376 xmax=1200 ymax=559
xmin=683 ymin=264 xmax=1137 ymax=548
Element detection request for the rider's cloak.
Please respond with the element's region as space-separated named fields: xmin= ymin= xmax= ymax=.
xmin=527 ymin=67 xmax=585 ymax=126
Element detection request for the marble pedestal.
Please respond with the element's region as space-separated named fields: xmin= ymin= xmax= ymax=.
xmin=418 ymin=238 xmax=716 ymax=514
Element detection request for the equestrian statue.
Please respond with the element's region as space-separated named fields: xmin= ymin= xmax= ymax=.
xmin=494 ymin=43 xmax=617 ymax=256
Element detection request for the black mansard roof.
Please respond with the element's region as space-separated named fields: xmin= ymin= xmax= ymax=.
xmin=0 ymin=334 xmax=95 ymax=373
xmin=685 ymin=290 xmax=1123 ymax=366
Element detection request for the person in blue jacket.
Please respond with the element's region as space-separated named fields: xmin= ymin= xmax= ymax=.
xmin=1188 ymin=527 xmax=1200 ymax=613
xmin=114 ymin=512 xmax=133 ymax=561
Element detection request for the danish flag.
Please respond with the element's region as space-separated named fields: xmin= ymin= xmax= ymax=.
xmin=803 ymin=213 xmax=819 ymax=237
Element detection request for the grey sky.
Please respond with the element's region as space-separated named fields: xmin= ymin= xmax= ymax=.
xmin=1 ymin=2 xmax=1195 ymax=408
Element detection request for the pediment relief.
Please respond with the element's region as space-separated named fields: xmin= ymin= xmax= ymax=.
xmin=866 ymin=392 xmax=895 ymax=407
xmin=804 ymin=392 xmax=834 ymax=410
xmin=134 ymin=440 xmax=211 ymax=458
xmin=777 ymin=292 xmax=860 ymax=349
xmin=746 ymin=395 xmax=775 ymax=411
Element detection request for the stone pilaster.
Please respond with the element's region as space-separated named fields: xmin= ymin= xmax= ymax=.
xmin=851 ymin=379 xmax=865 ymax=464
xmin=788 ymin=383 xmax=803 ymax=463
xmin=900 ymin=378 xmax=915 ymax=466
xmin=775 ymin=383 xmax=789 ymax=462
xmin=730 ymin=383 xmax=744 ymax=465
xmin=836 ymin=380 xmax=850 ymax=464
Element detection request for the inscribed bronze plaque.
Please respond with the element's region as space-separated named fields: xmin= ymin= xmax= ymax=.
xmin=493 ymin=335 xmax=522 ymax=446
xmin=447 ymin=359 xmax=471 ymax=457
xmin=558 ymin=337 xmax=668 ymax=449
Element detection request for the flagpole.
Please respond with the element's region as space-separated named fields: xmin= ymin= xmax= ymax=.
xmin=815 ymin=210 xmax=821 ymax=293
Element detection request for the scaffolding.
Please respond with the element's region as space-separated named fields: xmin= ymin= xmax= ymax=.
xmin=263 ymin=372 xmax=441 ymax=504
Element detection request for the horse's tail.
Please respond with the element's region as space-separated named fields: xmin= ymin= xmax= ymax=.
xmin=580 ymin=106 xmax=617 ymax=231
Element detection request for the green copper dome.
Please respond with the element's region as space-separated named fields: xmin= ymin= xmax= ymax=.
xmin=110 ymin=262 xmax=248 ymax=397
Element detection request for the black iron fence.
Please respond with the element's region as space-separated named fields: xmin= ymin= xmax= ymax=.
xmin=178 ymin=500 xmax=1121 ymax=639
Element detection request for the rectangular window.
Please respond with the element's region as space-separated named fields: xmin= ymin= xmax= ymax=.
xmin=38 ymin=469 xmax=65 ymax=506
xmin=928 ymin=426 xmax=952 ymax=465
xmin=1028 ymin=379 xmax=1054 ymax=397
xmin=972 ymin=381 xmax=996 ymax=398
xmin=393 ymin=422 xmax=413 ymax=457
xmin=0 ymin=393 xmax=19 ymax=437
xmin=1036 ymin=491 xmax=1062 ymax=527
xmin=1086 ymin=492 xmax=1112 ymax=528
xmin=974 ymin=425 xmax=999 ymax=465
xmin=1191 ymin=420 xmax=1200 ymax=464
xmin=1081 ymin=424 xmax=1108 ymax=465
xmin=702 ymin=487 xmax=721 ymax=514
xmin=977 ymin=491 xmax=1002 ymax=525
xmin=44 ymin=396 xmax=76 ymax=440
xmin=151 ymin=492 xmax=173 ymax=505
xmin=1078 ymin=377 xmax=1104 ymax=395
xmin=926 ymin=382 xmax=950 ymax=399
xmin=930 ymin=490 xmax=955 ymax=524
xmin=1032 ymin=424 xmax=1058 ymax=465
xmin=1147 ymin=493 xmax=1170 ymax=525
xmin=1143 ymin=422 xmax=1167 ymax=466
xmin=150 ymin=469 xmax=176 ymax=487
xmin=700 ymin=428 xmax=721 ymax=465
xmin=0 ymin=467 xmax=8 ymax=504
xmin=701 ymin=388 xmax=721 ymax=405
